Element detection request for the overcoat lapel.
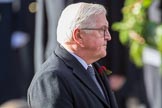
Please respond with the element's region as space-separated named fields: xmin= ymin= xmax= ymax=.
xmin=94 ymin=67 xmax=110 ymax=104
xmin=93 ymin=62 xmax=119 ymax=108
xmin=72 ymin=68 xmax=109 ymax=107
xmin=55 ymin=45 xmax=109 ymax=107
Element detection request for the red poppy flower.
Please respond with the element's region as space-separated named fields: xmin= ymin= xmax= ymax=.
xmin=98 ymin=66 xmax=112 ymax=75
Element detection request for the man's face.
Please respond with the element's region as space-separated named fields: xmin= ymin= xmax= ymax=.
xmin=80 ymin=13 xmax=111 ymax=61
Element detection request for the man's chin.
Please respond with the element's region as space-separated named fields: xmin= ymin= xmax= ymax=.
xmin=101 ymin=52 xmax=107 ymax=58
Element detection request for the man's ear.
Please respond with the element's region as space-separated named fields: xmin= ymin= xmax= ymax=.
xmin=73 ymin=28 xmax=84 ymax=47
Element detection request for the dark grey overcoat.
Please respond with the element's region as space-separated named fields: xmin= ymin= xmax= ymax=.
xmin=27 ymin=44 xmax=118 ymax=108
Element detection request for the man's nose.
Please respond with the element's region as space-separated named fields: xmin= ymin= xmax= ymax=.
xmin=105 ymin=31 xmax=111 ymax=41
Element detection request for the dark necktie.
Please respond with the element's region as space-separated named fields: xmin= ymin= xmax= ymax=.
xmin=87 ymin=66 xmax=105 ymax=99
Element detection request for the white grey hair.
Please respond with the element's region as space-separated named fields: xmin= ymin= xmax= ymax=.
xmin=57 ymin=2 xmax=107 ymax=44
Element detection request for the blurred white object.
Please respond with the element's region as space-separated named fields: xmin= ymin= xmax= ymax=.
xmin=34 ymin=0 xmax=64 ymax=73
xmin=148 ymin=0 xmax=161 ymax=23
xmin=11 ymin=31 xmax=30 ymax=49
xmin=143 ymin=47 xmax=161 ymax=67
xmin=143 ymin=47 xmax=162 ymax=108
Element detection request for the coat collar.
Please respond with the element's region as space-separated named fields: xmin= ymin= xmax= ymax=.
xmin=54 ymin=44 xmax=110 ymax=107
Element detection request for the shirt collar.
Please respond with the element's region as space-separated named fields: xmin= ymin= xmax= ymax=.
xmin=70 ymin=52 xmax=89 ymax=69
xmin=64 ymin=48 xmax=89 ymax=69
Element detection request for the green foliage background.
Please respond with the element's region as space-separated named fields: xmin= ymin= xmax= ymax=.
xmin=112 ymin=0 xmax=162 ymax=67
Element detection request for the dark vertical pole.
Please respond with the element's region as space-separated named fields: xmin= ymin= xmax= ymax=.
xmin=0 ymin=3 xmax=12 ymax=104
